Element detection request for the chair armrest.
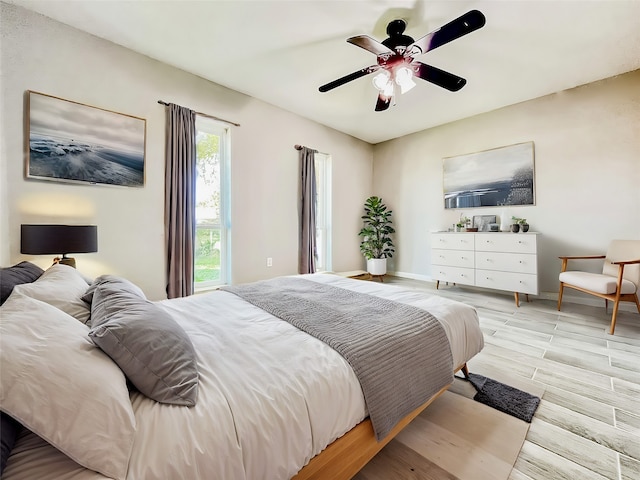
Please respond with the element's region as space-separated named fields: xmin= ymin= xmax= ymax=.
xmin=558 ymin=254 xmax=606 ymax=274
xmin=612 ymin=258 xmax=640 ymax=266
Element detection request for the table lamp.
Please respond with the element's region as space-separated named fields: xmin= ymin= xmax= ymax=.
xmin=21 ymin=224 xmax=98 ymax=268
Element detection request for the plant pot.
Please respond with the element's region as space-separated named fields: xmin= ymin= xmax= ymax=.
xmin=465 ymin=227 xmax=478 ymax=232
xmin=367 ymin=258 xmax=387 ymax=276
xmin=521 ymin=224 xmax=530 ymax=233
xmin=510 ymin=224 xmax=520 ymax=233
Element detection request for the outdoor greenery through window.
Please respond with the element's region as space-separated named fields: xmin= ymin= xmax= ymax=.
xmin=195 ymin=116 xmax=230 ymax=288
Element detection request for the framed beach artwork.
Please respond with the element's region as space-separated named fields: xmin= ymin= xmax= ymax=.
xmin=26 ymin=91 xmax=146 ymax=187
xmin=443 ymin=141 xmax=535 ymax=209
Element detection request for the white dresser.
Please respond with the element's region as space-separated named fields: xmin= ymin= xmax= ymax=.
xmin=431 ymin=232 xmax=539 ymax=306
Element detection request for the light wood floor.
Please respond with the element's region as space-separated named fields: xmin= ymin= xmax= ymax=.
xmin=381 ymin=276 xmax=640 ymax=480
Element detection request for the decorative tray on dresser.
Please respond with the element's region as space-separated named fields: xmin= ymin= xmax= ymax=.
xmin=431 ymin=232 xmax=539 ymax=306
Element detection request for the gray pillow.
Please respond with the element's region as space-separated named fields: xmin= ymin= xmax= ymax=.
xmin=82 ymin=274 xmax=146 ymax=306
xmin=1 ymin=412 xmax=21 ymax=474
xmin=88 ymin=283 xmax=198 ymax=406
xmin=0 ymin=261 xmax=44 ymax=305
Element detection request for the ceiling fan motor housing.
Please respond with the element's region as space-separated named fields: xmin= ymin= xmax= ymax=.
xmin=382 ymin=19 xmax=415 ymax=50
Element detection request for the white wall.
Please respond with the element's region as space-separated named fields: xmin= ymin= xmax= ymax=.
xmin=0 ymin=2 xmax=373 ymax=299
xmin=373 ymin=70 xmax=640 ymax=297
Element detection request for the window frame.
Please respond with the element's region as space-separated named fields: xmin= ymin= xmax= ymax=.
xmin=194 ymin=116 xmax=231 ymax=290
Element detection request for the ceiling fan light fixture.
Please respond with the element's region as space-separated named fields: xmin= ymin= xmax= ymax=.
xmin=372 ymin=70 xmax=391 ymax=90
xmin=395 ymin=65 xmax=416 ymax=94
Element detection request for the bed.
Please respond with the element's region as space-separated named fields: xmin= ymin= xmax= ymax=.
xmin=0 ymin=264 xmax=484 ymax=480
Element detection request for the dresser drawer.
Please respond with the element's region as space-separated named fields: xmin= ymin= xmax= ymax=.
xmin=476 ymin=270 xmax=538 ymax=294
xmin=475 ymin=252 xmax=537 ymax=274
xmin=474 ymin=234 xmax=536 ymax=254
xmin=432 ymin=233 xmax=475 ymax=251
xmin=432 ymin=249 xmax=475 ymax=268
xmin=431 ymin=265 xmax=474 ymax=286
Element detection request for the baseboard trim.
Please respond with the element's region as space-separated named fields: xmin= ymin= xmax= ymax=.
xmin=389 ymin=271 xmax=638 ymax=313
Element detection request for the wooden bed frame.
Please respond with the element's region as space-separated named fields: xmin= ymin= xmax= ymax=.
xmin=293 ymin=363 xmax=470 ymax=480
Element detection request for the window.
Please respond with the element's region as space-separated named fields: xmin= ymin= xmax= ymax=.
xmin=314 ymin=152 xmax=332 ymax=272
xmin=194 ymin=116 xmax=230 ymax=288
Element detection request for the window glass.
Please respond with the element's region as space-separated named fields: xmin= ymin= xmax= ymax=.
xmin=314 ymin=153 xmax=332 ymax=272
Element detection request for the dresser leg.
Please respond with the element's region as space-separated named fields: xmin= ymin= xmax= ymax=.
xmin=514 ymin=292 xmax=520 ymax=307
xmin=436 ymin=280 xmax=440 ymax=289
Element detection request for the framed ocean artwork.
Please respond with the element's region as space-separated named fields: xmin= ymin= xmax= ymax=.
xmin=443 ymin=141 xmax=535 ymax=209
xmin=26 ymin=91 xmax=146 ymax=187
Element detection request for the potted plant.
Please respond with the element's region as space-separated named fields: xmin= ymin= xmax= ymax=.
xmin=511 ymin=216 xmax=529 ymax=233
xmin=456 ymin=214 xmax=471 ymax=232
xmin=358 ymin=196 xmax=395 ymax=275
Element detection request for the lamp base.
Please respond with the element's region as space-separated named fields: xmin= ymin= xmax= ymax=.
xmin=54 ymin=256 xmax=76 ymax=268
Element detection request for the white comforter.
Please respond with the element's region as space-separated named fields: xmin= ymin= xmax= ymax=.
xmin=4 ymin=274 xmax=483 ymax=480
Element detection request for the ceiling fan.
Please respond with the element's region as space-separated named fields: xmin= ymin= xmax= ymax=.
xmin=319 ymin=10 xmax=486 ymax=111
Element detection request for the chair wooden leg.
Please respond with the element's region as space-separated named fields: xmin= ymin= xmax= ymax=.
xmin=605 ymin=299 xmax=608 ymax=313
xmin=610 ymin=300 xmax=621 ymax=335
xmin=557 ymin=283 xmax=564 ymax=311
xmin=461 ymin=364 xmax=470 ymax=379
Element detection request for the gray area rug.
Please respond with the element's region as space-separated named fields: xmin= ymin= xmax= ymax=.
xmin=462 ymin=372 xmax=541 ymax=423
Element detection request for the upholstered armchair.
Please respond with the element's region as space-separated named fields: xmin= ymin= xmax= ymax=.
xmin=558 ymin=240 xmax=640 ymax=334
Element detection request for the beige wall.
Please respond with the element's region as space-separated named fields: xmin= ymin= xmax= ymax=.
xmin=0 ymin=3 xmax=373 ymax=299
xmin=373 ymin=70 xmax=640 ymax=299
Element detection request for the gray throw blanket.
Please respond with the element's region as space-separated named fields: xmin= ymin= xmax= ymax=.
xmin=221 ymin=277 xmax=453 ymax=440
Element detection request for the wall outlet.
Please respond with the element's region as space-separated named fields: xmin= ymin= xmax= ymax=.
xmin=267 ymin=257 xmax=273 ymax=267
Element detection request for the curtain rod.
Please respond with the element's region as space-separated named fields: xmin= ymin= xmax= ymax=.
xmin=157 ymin=100 xmax=240 ymax=127
xmin=294 ymin=144 xmax=329 ymax=155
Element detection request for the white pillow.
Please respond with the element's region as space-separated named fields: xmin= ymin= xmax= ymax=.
xmin=0 ymin=292 xmax=136 ymax=480
xmin=12 ymin=263 xmax=91 ymax=323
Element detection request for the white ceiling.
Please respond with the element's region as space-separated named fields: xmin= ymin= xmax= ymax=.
xmin=7 ymin=0 xmax=640 ymax=144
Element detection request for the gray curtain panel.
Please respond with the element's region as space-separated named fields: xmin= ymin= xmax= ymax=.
xmin=298 ymin=146 xmax=318 ymax=274
xmin=164 ymin=104 xmax=196 ymax=298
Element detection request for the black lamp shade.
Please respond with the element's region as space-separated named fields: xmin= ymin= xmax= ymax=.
xmin=21 ymin=225 xmax=98 ymax=255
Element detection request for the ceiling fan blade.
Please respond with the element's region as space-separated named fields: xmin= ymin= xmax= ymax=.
xmin=375 ymin=93 xmax=391 ymax=112
xmin=408 ymin=10 xmax=485 ymax=55
xmin=414 ymin=62 xmax=467 ymax=91
xmin=319 ymin=65 xmax=379 ymax=92
xmin=347 ymin=35 xmax=394 ymax=56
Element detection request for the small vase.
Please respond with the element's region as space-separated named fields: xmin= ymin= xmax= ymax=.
xmin=510 ymin=224 xmax=520 ymax=233
xmin=521 ymin=224 xmax=529 ymax=233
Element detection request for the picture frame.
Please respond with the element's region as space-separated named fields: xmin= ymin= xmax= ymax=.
xmin=443 ymin=141 xmax=535 ymax=209
xmin=473 ymin=215 xmax=497 ymax=232
xmin=26 ymin=90 xmax=146 ymax=187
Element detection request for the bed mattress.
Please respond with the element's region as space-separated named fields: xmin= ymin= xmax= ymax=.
xmin=3 ymin=274 xmax=483 ymax=480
